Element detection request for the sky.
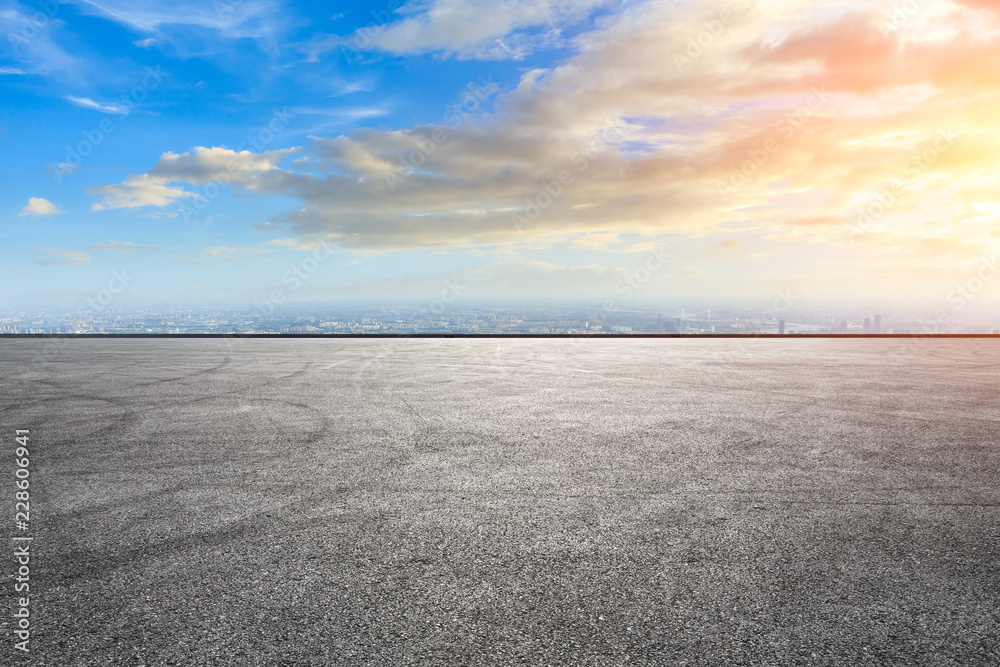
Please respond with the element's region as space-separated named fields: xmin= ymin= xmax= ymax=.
xmin=2 ymin=0 xmax=1000 ymax=313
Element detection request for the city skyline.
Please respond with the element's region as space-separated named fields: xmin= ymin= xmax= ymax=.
xmin=4 ymin=302 xmax=1000 ymax=335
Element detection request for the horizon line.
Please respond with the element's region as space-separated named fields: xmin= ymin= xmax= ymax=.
xmin=2 ymin=334 xmax=999 ymax=339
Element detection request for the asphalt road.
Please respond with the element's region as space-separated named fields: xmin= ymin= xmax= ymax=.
xmin=1 ymin=338 xmax=998 ymax=666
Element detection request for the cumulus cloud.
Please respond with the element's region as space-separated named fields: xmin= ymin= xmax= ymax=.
xmin=148 ymin=146 xmax=299 ymax=187
xmin=21 ymin=197 xmax=64 ymax=216
xmin=88 ymin=175 xmax=198 ymax=210
xmin=87 ymin=147 xmax=302 ymax=213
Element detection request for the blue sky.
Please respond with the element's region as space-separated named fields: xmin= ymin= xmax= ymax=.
xmin=3 ymin=0 xmax=999 ymax=312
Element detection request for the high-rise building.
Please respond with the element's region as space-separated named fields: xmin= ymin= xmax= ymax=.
xmin=863 ymin=317 xmax=871 ymax=334
xmin=840 ymin=320 xmax=848 ymax=333
xmin=873 ymin=314 xmax=882 ymax=334
xmin=779 ymin=319 xmax=785 ymax=335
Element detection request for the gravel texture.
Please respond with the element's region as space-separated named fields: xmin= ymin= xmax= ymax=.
xmin=1 ymin=338 xmax=998 ymax=666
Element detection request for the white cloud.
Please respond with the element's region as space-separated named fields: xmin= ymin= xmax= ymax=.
xmin=206 ymin=246 xmax=238 ymax=258
xmin=88 ymin=175 xmax=197 ymax=210
xmin=292 ymin=106 xmax=390 ymax=133
xmin=49 ymin=162 xmax=80 ymax=178
xmin=65 ymin=95 xmax=129 ymax=115
xmin=86 ymin=240 xmax=180 ymax=253
xmin=86 ymin=0 xmax=1000 ymax=292
xmin=571 ymin=232 xmax=622 ymax=249
xmin=21 ymin=197 xmax=65 ymax=216
xmin=0 ymin=66 xmax=26 ymax=75
xmin=183 ymin=244 xmax=274 ymax=264
xmin=67 ymin=0 xmax=284 ymax=39
xmin=148 ymin=146 xmax=298 ymax=188
xmin=307 ymin=0 xmax=612 ymax=61
xmin=35 ymin=249 xmax=92 ymax=266
xmin=88 ymin=147 xmax=300 ymax=212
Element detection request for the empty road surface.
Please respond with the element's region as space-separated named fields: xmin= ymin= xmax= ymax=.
xmin=1 ymin=338 xmax=998 ymax=665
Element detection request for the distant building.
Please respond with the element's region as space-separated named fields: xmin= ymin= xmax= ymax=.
xmin=873 ymin=314 xmax=882 ymax=334
xmin=779 ymin=319 xmax=785 ymax=335
xmin=863 ymin=317 xmax=871 ymax=334
xmin=840 ymin=320 xmax=848 ymax=334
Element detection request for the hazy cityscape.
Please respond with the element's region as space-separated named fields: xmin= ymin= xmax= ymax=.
xmin=2 ymin=303 xmax=999 ymax=335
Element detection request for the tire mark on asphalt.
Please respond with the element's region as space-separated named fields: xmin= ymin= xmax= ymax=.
xmin=136 ymin=355 xmax=232 ymax=387
xmin=39 ymin=488 xmax=357 ymax=587
xmin=274 ymin=358 xmax=315 ymax=381
xmin=40 ymin=392 xmax=329 ymax=469
xmin=42 ymin=482 xmax=191 ymax=523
